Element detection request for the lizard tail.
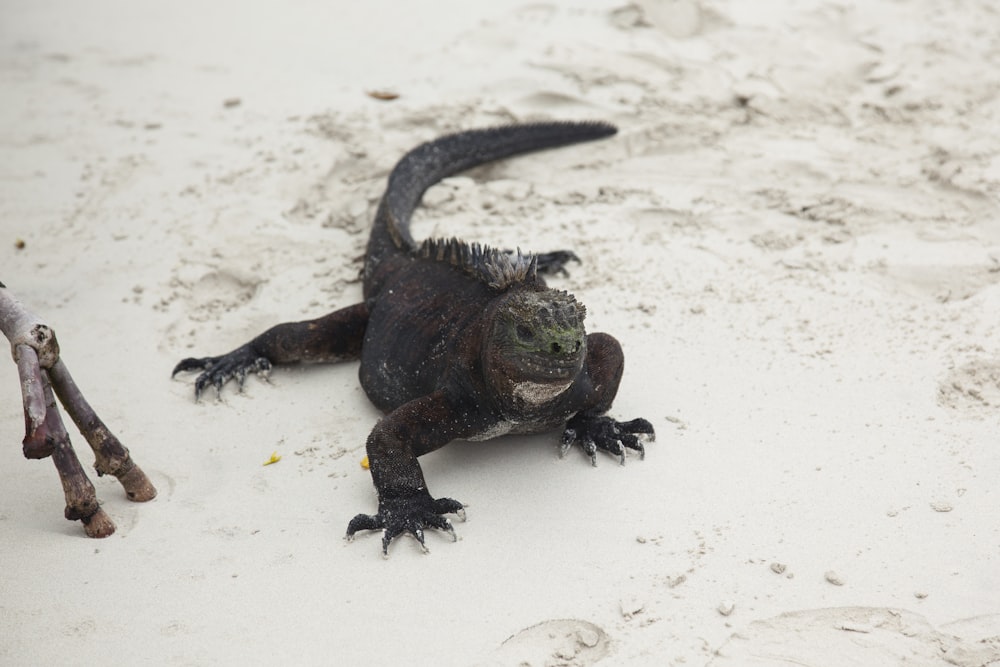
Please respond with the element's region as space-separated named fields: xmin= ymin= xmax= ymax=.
xmin=364 ymin=121 xmax=617 ymax=275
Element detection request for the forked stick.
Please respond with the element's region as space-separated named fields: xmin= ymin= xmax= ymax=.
xmin=0 ymin=281 xmax=155 ymax=537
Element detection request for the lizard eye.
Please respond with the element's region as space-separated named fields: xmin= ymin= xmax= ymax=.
xmin=516 ymin=324 xmax=534 ymax=341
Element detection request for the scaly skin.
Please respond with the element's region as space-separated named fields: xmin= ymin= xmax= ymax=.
xmin=174 ymin=122 xmax=654 ymax=554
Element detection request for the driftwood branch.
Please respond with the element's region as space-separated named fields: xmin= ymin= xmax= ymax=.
xmin=0 ymin=282 xmax=155 ymax=537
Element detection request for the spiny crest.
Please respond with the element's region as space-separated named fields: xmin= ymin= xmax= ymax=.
xmin=507 ymin=289 xmax=586 ymax=327
xmin=540 ymin=289 xmax=587 ymax=328
xmin=417 ymin=237 xmax=538 ymax=289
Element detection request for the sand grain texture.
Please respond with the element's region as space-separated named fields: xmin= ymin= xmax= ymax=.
xmin=2 ymin=1 xmax=999 ymax=664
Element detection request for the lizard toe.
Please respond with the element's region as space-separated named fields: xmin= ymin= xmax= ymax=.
xmin=346 ymin=512 xmax=383 ymax=539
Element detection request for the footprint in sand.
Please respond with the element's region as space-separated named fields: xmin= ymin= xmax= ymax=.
xmin=98 ymin=468 xmax=174 ymax=536
xmin=187 ymin=269 xmax=261 ymax=317
xmin=483 ymin=618 xmax=610 ymax=667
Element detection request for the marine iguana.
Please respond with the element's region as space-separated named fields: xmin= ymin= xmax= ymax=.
xmin=173 ymin=121 xmax=654 ymax=554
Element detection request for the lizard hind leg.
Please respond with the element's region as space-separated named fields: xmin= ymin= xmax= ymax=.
xmin=172 ymin=302 xmax=370 ymax=401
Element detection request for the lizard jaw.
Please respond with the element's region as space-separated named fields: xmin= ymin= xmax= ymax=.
xmin=513 ymin=379 xmax=574 ymax=405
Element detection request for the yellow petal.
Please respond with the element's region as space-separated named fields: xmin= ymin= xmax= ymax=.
xmin=263 ymin=451 xmax=281 ymax=466
xmin=360 ymin=456 xmax=369 ymax=469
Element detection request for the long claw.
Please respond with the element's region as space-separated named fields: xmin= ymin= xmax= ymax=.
xmin=171 ymin=357 xmax=208 ymax=378
xmin=381 ymin=531 xmax=393 ymax=556
xmin=422 ymin=512 xmax=454 ymax=536
xmin=559 ymin=428 xmax=576 ymax=458
xmin=194 ymin=374 xmax=214 ymax=402
xmin=621 ymin=433 xmax=644 ymax=459
xmin=413 ymin=526 xmax=428 ymax=552
xmin=581 ymin=436 xmax=598 ymax=466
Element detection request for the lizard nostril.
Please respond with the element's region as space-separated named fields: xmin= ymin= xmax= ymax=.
xmin=551 ymin=342 xmax=562 ymax=354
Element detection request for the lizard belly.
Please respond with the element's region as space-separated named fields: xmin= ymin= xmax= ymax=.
xmin=465 ymin=414 xmax=570 ymax=442
xmin=466 ymin=421 xmax=517 ymax=442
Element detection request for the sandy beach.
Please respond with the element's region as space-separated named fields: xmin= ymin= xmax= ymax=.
xmin=2 ymin=1 xmax=999 ymax=664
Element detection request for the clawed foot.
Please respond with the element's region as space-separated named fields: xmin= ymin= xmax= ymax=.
xmin=172 ymin=345 xmax=272 ymax=400
xmin=560 ymin=414 xmax=655 ymax=465
xmin=345 ymin=492 xmax=466 ymax=556
xmin=534 ymin=250 xmax=580 ymax=277
xmin=506 ymin=249 xmax=581 ymax=277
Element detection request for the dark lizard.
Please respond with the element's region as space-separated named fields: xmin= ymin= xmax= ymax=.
xmin=173 ymin=121 xmax=654 ymax=554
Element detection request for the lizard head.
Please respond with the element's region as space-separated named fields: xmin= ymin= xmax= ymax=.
xmin=484 ymin=288 xmax=587 ymax=407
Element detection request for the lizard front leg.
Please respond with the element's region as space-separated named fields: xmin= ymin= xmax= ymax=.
xmin=173 ymin=301 xmax=369 ymax=400
xmin=346 ymin=389 xmax=490 ymax=555
xmin=560 ymin=332 xmax=655 ymax=465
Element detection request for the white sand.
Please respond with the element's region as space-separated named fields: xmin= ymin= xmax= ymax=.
xmin=2 ymin=1 xmax=999 ymax=664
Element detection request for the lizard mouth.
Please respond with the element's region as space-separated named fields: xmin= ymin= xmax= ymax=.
xmin=516 ymin=351 xmax=582 ymax=382
xmin=490 ymin=347 xmax=583 ymax=406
